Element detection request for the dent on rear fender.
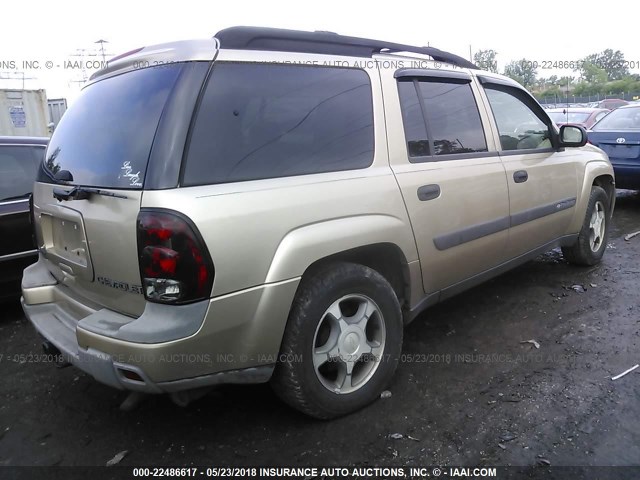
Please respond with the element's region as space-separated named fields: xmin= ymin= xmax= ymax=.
xmin=264 ymin=215 xmax=417 ymax=284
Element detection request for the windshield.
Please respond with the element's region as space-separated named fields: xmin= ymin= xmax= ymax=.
xmin=592 ymin=107 xmax=640 ymax=131
xmin=548 ymin=112 xmax=591 ymax=124
xmin=38 ymin=64 xmax=183 ymax=189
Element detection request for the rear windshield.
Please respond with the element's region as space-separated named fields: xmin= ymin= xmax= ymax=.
xmin=548 ymin=112 xmax=590 ymax=124
xmin=38 ymin=64 xmax=183 ymax=189
xmin=592 ymin=107 xmax=640 ymax=131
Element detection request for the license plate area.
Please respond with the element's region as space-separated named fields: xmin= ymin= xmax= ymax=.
xmin=51 ymin=217 xmax=87 ymax=266
xmin=39 ymin=206 xmax=93 ymax=280
xmin=603 ymin=144 xmax=640 ymax=160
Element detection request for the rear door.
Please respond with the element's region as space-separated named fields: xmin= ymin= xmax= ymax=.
xmin=32 ymin=64 xmax=187 ymax=316
xmin=477 ymin=77 xmax=578 ymax=259
xmin=381 ymin=66 xmax=510 ymax=294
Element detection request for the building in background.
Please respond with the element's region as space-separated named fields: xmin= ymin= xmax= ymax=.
xmin=47 ymin=98 xmax=67 ymax=130
xmin=0 ymin=89 xmax=61 ymax=137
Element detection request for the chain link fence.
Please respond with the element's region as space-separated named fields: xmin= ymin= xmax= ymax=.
xmin=536 ymin=92 xmax=640 ymax=106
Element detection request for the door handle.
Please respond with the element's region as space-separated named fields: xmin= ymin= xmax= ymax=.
xmin=417 ymin=184 xmax=441 ymax=201
xmin=513 ymin=170 xmax=528 ymax=183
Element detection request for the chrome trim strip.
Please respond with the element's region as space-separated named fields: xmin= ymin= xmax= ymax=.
xmin=0 ymin=249 xmax=38 ymax=262
xmin=0 ymin=198 xmax=29 ymax=206
xmin=0 ymin=144 xmax=47 ymax=147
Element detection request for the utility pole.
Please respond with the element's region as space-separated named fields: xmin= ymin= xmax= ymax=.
xmin=95 ymin=39 xmax=109 ymax=63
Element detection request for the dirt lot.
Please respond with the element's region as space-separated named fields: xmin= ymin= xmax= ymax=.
xmin=1 ymin=192 xmax=639 ymax=472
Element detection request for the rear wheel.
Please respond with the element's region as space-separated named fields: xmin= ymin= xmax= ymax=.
xmin=562 ymin=186 xmax=610 ymax=265
xmin=271 ymin=262 xmax=402 ymax=419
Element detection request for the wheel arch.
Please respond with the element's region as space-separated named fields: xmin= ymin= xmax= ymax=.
xmin=592 ymin=173 xmax=615 ymax=218
xmin=265 ymin=215 xmax=418 ymax=312
xmin=299 ymin=243 xmax=412 ymax=315
xmin=570 ymin=160 xmax=616 ymax=233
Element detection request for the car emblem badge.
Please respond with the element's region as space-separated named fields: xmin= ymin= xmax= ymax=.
xmin=616 ymin=137 xmax=626 ymax=144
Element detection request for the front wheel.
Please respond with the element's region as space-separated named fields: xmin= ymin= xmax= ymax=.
xmin=271 ymin=262 xmax=403 ymax=419
xmin=562 ymin=186 xmax=610 ymax=265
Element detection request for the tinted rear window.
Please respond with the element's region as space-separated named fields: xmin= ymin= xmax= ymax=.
xmin=183 ymin=63 xmax=374 ymax=186
xmin=38 ymin=65 xmax=183 ymax=189
xmin=397 ymin=78 xmax=487 ymax=159
xmin=0 ymin=145 xmax=45 ymax=201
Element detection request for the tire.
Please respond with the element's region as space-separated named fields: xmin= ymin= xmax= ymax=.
xmin=562 ymin=186 xmax=610 ymax=266
xmin=271 ymin=262 xmax=403 ymax=419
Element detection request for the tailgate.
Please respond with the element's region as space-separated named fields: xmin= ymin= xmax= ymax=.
xmin=28 ymin=62 xmax=191 ymax=317
xmin=33 ymin=182 xmax=145 ymax=316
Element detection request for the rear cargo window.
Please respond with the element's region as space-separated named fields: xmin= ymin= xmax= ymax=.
xmin=182 ymin=63 xmax=374 ymax=186
xmin=38 ymin=65 xmax=183 ymax=189
xmin=0 ymin=145 xmax=45 ymax=201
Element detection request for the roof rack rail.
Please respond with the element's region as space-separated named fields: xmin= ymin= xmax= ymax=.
xmin=214 ymin=26 xmax=478 ymax=70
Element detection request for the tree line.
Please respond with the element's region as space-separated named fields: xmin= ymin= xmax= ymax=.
xmin=473 ymin=49 xmax=640 ymax=97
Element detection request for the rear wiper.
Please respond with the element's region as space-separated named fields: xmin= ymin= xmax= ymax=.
xmin=53 ymin=186 xmax=128 ymax=201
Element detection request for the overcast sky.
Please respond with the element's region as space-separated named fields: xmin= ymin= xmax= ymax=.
xmin=1 ymin=0 xmax=637 ymax=101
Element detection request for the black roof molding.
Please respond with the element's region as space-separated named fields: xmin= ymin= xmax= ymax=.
xmin=215 ymin=26 xmax=478 ymax=70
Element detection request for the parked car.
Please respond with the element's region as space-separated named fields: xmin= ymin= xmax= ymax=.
xmin=588 ymin=104 xmax=640 ymax=189
xmin=597 ymin=98 xmax=629 ymax=110
xmin=547 ymin=107 xmax=610 ymax=129
xmin=21 ymin=27 xmax=615 ymax=418
xmin=0 ymin=136 xmax=47 ymax=300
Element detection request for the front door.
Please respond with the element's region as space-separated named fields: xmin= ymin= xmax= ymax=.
xmin=478 ymin=80 xmax=578 ymax=259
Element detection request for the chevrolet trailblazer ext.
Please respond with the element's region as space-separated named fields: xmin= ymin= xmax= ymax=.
xmin=22 ymin=27 xmax=614 ymax=418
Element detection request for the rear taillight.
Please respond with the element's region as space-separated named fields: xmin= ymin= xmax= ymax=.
xmin=136 ymin=210 xmax=214 ymax=304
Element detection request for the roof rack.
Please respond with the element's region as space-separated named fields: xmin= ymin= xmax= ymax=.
xmin=214 ymin=26 xmax=478 ymax=70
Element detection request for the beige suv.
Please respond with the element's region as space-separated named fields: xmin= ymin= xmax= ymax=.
xmin=22 ymin=27 xmax=614 ymax=418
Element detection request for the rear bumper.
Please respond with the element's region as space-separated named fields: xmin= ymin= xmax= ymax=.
xmin=612 ymin=163 xmax=640 ymax=190
xmin=23 ymin=298 xmax=275 ymax=393
xmin=21 ymin=259 xmax=300 ymax=393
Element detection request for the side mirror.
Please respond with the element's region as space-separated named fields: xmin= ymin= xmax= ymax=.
xmin=559 ymin=124 xmax=587 ymax=147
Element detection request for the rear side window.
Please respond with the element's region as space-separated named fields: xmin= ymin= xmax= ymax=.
xmin=0 ymin=145 xmax=45 ymax=201
xmin=38 ymin=64 xmax=183 ymax=189
xmin=182 ymin=63 xmax=374 ymax=186
xmin=398 ymin=78 xmax=487 ymax=160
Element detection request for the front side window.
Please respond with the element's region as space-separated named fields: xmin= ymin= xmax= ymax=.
xmin=0 ymin=145 xmax=45 ymax=202
xmin=397 ymin=78 xmax=487 ymax=160
xmin=183 ymin=63 xmax=374 ymax=186
xmin=484 ymin=87 xmax=552 ymax=151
